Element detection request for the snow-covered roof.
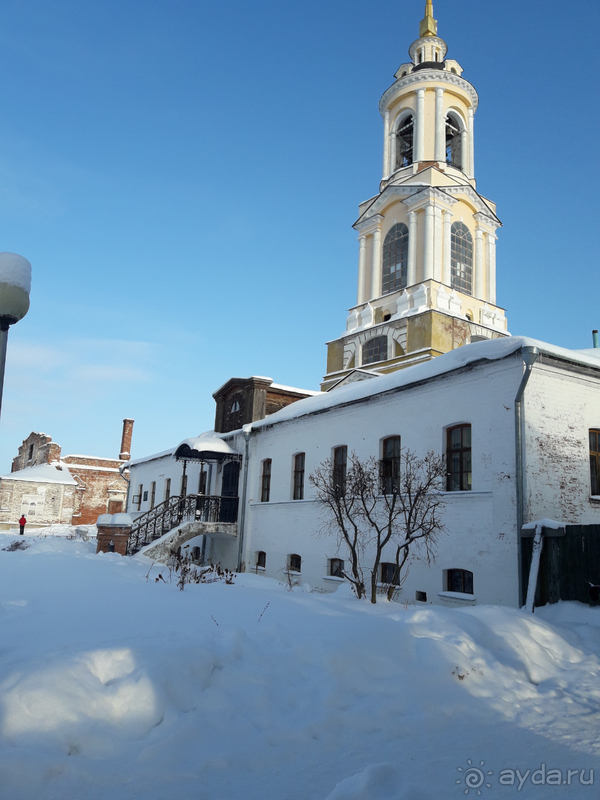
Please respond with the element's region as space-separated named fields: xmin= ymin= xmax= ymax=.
xmin=1 ymin=462 xmax=77 ymax=485
xmin=126 ymin=447 xmax=176 ymax=468
xmin=251 ymin=336 xmax=600 ymax=430
xmin=269 ymin=383 xmax=321 ymax=396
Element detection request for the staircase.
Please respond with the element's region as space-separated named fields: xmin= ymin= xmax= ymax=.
xmin=127 ymin=494 xmax=239 ymax=554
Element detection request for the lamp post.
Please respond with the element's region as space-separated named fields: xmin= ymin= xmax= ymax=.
xmin=0 ymin=252 xmax=32 ymax=423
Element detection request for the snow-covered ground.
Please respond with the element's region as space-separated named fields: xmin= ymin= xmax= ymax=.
xmin=1 ymin=531 xmax=599 ymax=800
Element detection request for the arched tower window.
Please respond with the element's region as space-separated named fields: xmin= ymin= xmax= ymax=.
xmin=445 ymin=114 xmax=463 ymax=169
xmin=395 ymin=115 xmax=414 ymax=169
xmin=362 ymin=335 xmax=388 ymax=365
xmin=450 ymin=222 xmax=473 ymax=295
xmin=382 ymin=223 xmax=409 ymax=294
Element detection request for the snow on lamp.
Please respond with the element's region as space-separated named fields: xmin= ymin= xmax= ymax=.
xmin=0 ymin=252 xmax=32 ymax=422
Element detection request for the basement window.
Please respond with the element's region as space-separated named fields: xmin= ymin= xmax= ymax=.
xmin=288 ymin=553 xmax=302 ymax=573
xmin=381 ymin=562 xmax=400 ymax=586
xmin=329 ymin=558 xmax=344 ymax=578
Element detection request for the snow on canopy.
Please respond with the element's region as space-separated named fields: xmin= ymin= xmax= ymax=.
xmin=0 ymin=252 xmax=31 ymax=293
xmin=175 ymin=431 xmax=241 ymax=461
xmin=251 ymin=336 xmax=600 ymax=430
xmin=1 ymin=462 xmax=76 ymax=485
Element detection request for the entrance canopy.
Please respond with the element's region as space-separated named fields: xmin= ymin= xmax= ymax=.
xmin=174 ymin=432 xmax=242 ymax=464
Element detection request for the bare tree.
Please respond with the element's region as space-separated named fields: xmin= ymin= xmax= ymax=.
xmin=310 ymin=449 xmax=446 ymax=603
xmin=310 ymin=457 xmax=366 ymax=599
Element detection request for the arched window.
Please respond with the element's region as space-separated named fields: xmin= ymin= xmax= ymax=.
xmin=260 ymin=459 xmax=271 ymax=502
xmin=445 ymin=114 xmax=463 ymax=169
xmin=382 ymin=223 xmax=409 ymax=294
xmin=362 ymin=335 xmax=388 ymax=365
xmin=395 ymin=115 xmax=414 ymax=169
xmin=380 ymin=436 xmax=401 ymax=495
xmin=333 ymin=446 xmax=347 ymax=498
xmin=450 ymin=222 xmax=473 ymax=295
xmin=446 ymin=424 xmax=472 ymax=491
xmin=293 ymin=452 xmax=305 ymax=500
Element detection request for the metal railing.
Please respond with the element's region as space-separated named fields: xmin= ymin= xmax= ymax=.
xmin=127 ymin=494 xmax=239 ymax=554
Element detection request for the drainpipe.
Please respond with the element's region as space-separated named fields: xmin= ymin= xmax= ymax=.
xmin=515 ymin=345 xmax=539 ymax=606
xmin=119 ymin=462 xmax=131 ymax=512
xmin=524 ymin=522 xmax=544 ymax=613
xmin=236 ymin=425 xmax=252 ymax=572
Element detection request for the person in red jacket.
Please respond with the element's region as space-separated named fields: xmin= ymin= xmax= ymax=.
xmin=19 ymin=515 xmax=26 ymax=535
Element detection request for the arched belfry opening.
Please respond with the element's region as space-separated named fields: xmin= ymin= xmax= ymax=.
xmin=445 ymin=113 xmax=463 ymax=170
xmin=395 ymin=115 xmax=414 ymax=169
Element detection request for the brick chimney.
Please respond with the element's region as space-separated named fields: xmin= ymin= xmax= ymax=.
xmin=119 ymin=419 xmax=134 ymax=460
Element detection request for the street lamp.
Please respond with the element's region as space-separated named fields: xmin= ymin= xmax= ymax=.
xmin=0 ymin=252 xmax=31 ymax=422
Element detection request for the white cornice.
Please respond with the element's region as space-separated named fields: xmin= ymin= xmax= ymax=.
xmin=473 ymin=211 xmax=501 ymax=231
xmin=354 ymin=189 xmax=418 ymax=229
xmin=408 ymin=37 xmax=448 ymax=61
xmin=444 ymin=186 xmax=501 ymax=225
xmin=354 ymin=183 xmax=501 ymax=228
xmin=402 ymin=186 xmax=458 ymax=211
xmin=379 ymin=70 xmax=479 ymax=116
xmin=354 ymin=213 xmax=384 ymax=234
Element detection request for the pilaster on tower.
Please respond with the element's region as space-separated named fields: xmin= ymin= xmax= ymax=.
xmin=321 ymin=1 xmax=509 ymax=392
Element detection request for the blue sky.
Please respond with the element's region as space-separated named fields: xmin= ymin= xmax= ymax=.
xmin=0 ymin=0 xmax=598 ymax=471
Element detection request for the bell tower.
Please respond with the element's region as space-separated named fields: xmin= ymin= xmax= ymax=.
xmin=322 ymin=1 xmax=508 ymax=391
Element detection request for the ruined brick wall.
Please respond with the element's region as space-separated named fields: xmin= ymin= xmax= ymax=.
xmin=11 ymin=433 xmax=62 ymax=472
xmin=63 ymin=457 xmax=128 ymax=525
xmin=0 ymin=479 xmax=76 ymax=526
xmin=6 ymin=420 xmax=134 ymax=526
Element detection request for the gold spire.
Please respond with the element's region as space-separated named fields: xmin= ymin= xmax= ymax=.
xmin=419 ymin=0 xmax=437 ymax=37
